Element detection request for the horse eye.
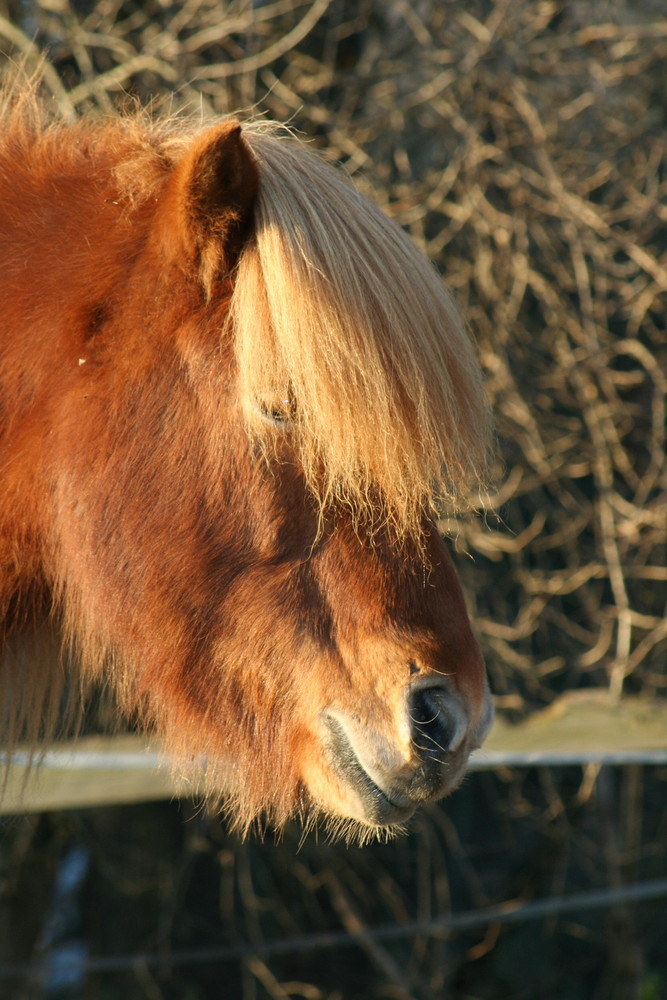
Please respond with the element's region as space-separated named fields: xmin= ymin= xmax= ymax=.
xmin=257 ymin=396 xmax=294 ymax=426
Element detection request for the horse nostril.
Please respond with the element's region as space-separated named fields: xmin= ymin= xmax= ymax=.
xmin=409 ymin=687 xmax=455 ymax=759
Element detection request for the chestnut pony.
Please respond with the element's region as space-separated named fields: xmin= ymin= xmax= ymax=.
xmin=0 ymin=79 xmax=493 ymax=839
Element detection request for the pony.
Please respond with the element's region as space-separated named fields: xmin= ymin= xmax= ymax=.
xmin=0 ymin=73 xmax=493 ymax=840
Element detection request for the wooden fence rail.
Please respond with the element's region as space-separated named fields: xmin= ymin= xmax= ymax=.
xmin=2 ymin=691 xmax=667 ymax=814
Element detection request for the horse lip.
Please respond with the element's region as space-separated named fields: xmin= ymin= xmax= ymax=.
xmin=322 ymin=714 xmax=416 ymax=826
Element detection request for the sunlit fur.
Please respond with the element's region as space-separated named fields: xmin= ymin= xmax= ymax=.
xmin=0 ymin=70 xmax=492 ymax=839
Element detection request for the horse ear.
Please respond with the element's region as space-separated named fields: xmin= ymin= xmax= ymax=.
xmin=164 ymin=120 xmax=259 ymax=284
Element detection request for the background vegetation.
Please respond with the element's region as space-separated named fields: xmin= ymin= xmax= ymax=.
xmin=0 ymin=1 xmax=665 ymax=998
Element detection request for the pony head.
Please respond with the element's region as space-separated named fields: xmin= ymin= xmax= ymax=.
xmin=0 ymin=95 xmax=493 ymax=839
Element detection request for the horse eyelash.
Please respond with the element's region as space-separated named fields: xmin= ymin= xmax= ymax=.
xmin=257 ymin=397 xmax=294 ymax=427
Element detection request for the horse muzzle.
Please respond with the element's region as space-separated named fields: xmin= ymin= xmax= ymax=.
xmin=321 ymin=680 xmax=493 ymax=826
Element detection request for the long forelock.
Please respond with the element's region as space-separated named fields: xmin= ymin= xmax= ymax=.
xmin=232 ymin=123 xmax=492 ymax=539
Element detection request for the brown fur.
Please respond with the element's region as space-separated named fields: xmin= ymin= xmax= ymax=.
xmin=0 ymin=74 xmax=492 ymax=838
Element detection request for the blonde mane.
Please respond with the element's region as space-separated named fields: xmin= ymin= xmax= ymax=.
xmin=233 ymin=123 xmax=492 ymax=537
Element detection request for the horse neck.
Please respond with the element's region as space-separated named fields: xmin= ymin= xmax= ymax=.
xmin=0 ymin=129 xmax=158 ymax=590
xmin=0 ymin=129 xmax=160 ymax=398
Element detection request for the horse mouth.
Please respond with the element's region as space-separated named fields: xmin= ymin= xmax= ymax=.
xmin=323 ymin=715 xmax=417 ymax=826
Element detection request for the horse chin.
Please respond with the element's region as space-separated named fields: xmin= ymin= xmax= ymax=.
xmin=305 ymin=713 xmax=469 ymax=830
xmin=313 ymin=777 xmax=418 ymax=832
